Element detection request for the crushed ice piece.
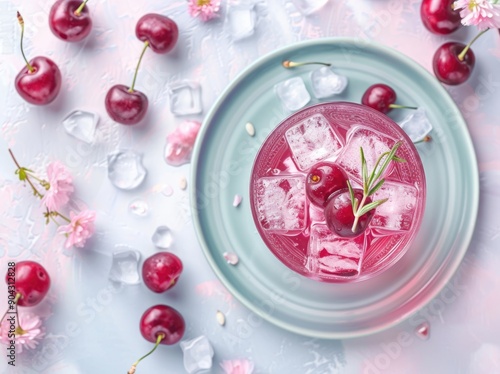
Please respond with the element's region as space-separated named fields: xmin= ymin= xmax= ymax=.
xmin=336 ymin=126 xmax=394 ymax=181
xmin=107 ymin=150 xmax=147 ymax=190
xmin=164 ymin=120 xmax=201 ymax=166
xmin=415 ymin=322 xmax=430 ymax=340
xmin=180 ymin=336 xmax=214 ymax=374
xmin=399 ymin=108 xmax=433 ymax=142
xmin=62 ymin=110 xmax=99 ymax=144
xmin=128 ymin=199 xmax=149 ymax=216
xmin=275 ymin=77 xmax=311 ymax=111
xmin=168 ymin=81 xmax=202 ymax=116
xmin=255 ymin=176 xmax=307 ymax=232
xmin=233 ymin=194 xmax=243 ymax=207
xmin=285 ymin=114 xmax=342 ymax=171
xmin=291 ymin=0 xmax=329 ymax=15
xmin=216 ymin=310 xmax=226 ymax=326
xmin=152 ymin=226 xmax=173 ymax=249
xmin=306 ymin=224 xmax=365 ymax=277
xmin=109 ymin=249 xmax=141 ymax=285
xmin=370 ymin=181 xmax=418 ymax=232
xmin=223 ymin=252 xmax=239 ymax=265
xmin=179 ymin=176 xmax=187 ymax=190
xmin=245 ymin=122 xmax=255 ymax=137
xmin=310 ymin=67 xmax=348 ymax=98
xmin=227 ymin=3 xmax=257 ymax=41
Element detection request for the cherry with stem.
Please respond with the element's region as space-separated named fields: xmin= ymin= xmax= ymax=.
xmin=49 ymin=0 xmax=92 ymax=42
xmin=362 ymin=84 xmax=417 ymax=114
xmin=15 ymin=12 xmax=62 ymax=105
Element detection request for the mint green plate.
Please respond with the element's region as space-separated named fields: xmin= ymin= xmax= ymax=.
xmin=190 ymin=39 xmax=479 ymax=338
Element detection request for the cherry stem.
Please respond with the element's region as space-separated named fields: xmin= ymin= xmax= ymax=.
xmin=128 ymin=334 xmax=164 ymax=374
xmin=413 ymin=135 xmax=432 ymax=144
xmin=459 ymin=28 xmax=490 ymax=61
xmin=0 ymin=293 xmax=21 ymax=325
xmin=17 ymin=12 xmax=34 ymax=73
xmin=74 ymin=0 xmax=89 ymax=16
xmin=282 ymin=60 xmax=332 ymax=68
xmin=388 ymin=104 xmax=418 ymax=110
xmin=129 ymin=41 xmax=150 ymax=93
xmin=8 ymin=149 xmax=43 ymax=198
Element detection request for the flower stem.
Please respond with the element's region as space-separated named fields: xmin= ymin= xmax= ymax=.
xmin=129 ymin=41 xmax=150 ymax=93
xmin=74 ymin=0 xmax=89 ymax=16
xmin=282 ymin=60 xmax=332 ymax=68
xmin=17 ymin=12 xmax=34 ymax=73
xmin=8 ymin=149 xmax=43 ymax=198
xmin=54 ymin=211 xmax=71 ymax=223
xmin=128 ymin=334 xmax=164 ymax=374
xmin=459 ymin=29 xmax=490 ymax=61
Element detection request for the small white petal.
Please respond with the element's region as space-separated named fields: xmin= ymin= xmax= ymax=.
xmin=245 ymin=122 xmax=255 ymax=137
xmin=232 ymin=194 xmax=243 ymax=207
xmin=179 ymin=176 xmax=187 ymax=190
xmin=223 ymin=251 xmax=239 ymax=265
xmin=216 ymin=310 xmax=226 ymax=326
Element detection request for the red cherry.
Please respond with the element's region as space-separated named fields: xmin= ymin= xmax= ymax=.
xmin=140 ymin=305 xmax=185 ymax=345
xmin=306 ymin=162 xmax=348 ymax=207
xmin=433 ymin=42 xmax=475 ymax=85
xmin=6 ymin=261 xmax=50 ymax=307
xmin=49 ymin=0 xmax=92 ymax=42
xmin=142 ymin=252 xmax=183 ymax=293
xmin=361 ymin=84 xmax=397 ymax=114
xmin=15 ymin=56 xmax=62 ymax=105
xmin=135 ymin=14 xmax=179 ymax=54
xmin=324 ymin=188 xmax=374 ymax=238
xmin=105 ymin=84 xmax=148 ymax=125
xmin=420 ymin=0 xmax=462 ymax=35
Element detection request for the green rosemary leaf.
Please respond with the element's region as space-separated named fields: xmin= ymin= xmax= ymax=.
xmin=368 ymin=178 xmax=385 ymax=196
xmin=347 ymin=180 xmax=356 ymax=212
xmin=361 ymin=147 xmax=368 ymax=192
xmin=358 ymin=198 xmax=388 ymax=216
xmin=393 ymin=156 xmax=406 ymax=163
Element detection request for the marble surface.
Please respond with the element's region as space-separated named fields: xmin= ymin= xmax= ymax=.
xmin=1 ymin=0 xmax=500 ymax=373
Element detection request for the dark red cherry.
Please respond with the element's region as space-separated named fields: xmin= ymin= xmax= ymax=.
xmin=361 ymin=84 xmax=397 ymax=114
xmin=135 ymin=14 xmax=179 ymax=54
xmin=140 ymin=305 xmax=185 ymax=345
xmin=6 ymin=261 xmax=50 ymax=307
xmin=105 ymin=84 xmax=148 ymax=125
xmin=142 ymin=252 xmax=183 ymax=293
xmin=15 ymin=56 xmax=62 ymax=105
xmin=421 ymin=0 xmax=462 ymax=35
xmin=49 ymin=0 xmax=92 ymax=42
xmin=306 ymin=162 xmax=348 ymax=207
xmin=324 ymin=188 xmax=374 ymax=238
xmin=433 ymin=42 xmax=475 ymax=85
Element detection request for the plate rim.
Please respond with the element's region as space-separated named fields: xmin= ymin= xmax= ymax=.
xmin=190 ymin=37 xmax=479 ymax=338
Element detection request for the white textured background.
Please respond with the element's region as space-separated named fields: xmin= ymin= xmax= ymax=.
xmin=1 ymin=0 xmax=500 ymax=373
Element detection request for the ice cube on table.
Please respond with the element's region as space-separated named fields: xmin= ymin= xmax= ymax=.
xmin=180 ymin=335 xmax=214 ymax=374
xmin=399 ymin=108 xmax=433 ymax=142
xmin=107 ymin=150 xmax=147 ymax=190
xmin=108 ymin=249 xmax=141 ymax=285
xmin=336 ymin=126 xmax=395 ymax=181
xmin=285 ymin=114 xmax=342 ymax=170
xmin=370 ymin=181 xmax=418 ymax=232
xmin=62 ymin=110 xmax=98 ymax=144
xmin=152 ymin=225 xmax=173 ymax=249
xmin=310 ymin=67 xmax=348 ymax=98
xmin=256 ymin=176 xmax=307 ymax=232
xmin=275 ymin=77 xmax=311 ymax=112
xmin=227 ymin=3 xmax=256 ymax=41
xmin=168 ymin=81 xmax=202 ymax=116
xmin=291 ymin=0 xmax=329 ymax=15
xmin=307 ymin=224 xmax=366 ymax=276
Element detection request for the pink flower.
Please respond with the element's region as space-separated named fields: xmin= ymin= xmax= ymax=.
xmin=220 ymin=359 xmax=255 ymax=374
xmin=0 ymin=312 xmax=45 ymax=354
xmin=41 ymin=161 xmax=74 ymax=212
xmin=454 ymin=0 xmax=500 ymax=30
xmin=165 ymin=120 xmax=201 ymax=166
xmin=188 ymin=0 xmax=221 ymax=21
xmin=58 ymin=210 xmax=96 ymax=248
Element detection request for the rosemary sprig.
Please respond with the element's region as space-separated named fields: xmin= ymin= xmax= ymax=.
xmin=347 ymin=141 xmax=405 ymax=233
